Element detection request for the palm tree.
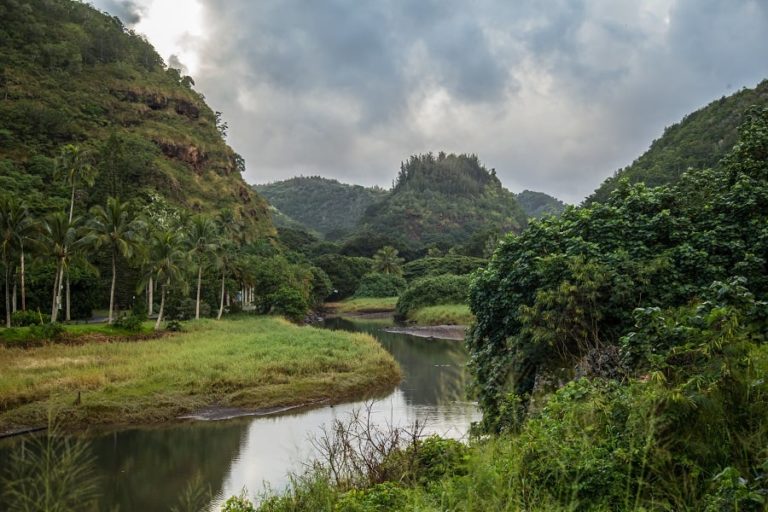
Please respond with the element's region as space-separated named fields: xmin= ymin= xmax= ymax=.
xmin=372 ymin=246 xmax=404 ymax=276
xmin=87 ymin=197 xmax=143 ymax=324
xmin=212 ymin=240 xmax=237 ymax=320
xmin=40 ymin=213 xmax=85 ymax=323
xmin=186 ymin=215 xmax=218 ymax=320
xmin=141 ymin=230 xmax=188 ymax=330
xmin=55 ymin=145 xmax=98 ymax=320
xmin=0 ymin=198 xmax=39 ymax=326
xmin=55 ymin=144 xmax=98 ymax=223
xmin=13 ymin=205 xmax=37 ymax=313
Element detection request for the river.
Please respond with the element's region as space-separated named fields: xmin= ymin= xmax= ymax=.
xmin=0 ymin=315 xmax=480 ymax=511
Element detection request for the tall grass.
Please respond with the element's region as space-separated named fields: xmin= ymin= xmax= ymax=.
xmin=1 ymin=420 xmax=100 ymax=511
xmin=0 ymin=317 xmax=401 ymax=430
xmin=407 ymin=304 xmax=474 ymax=326
xmin=327 ymin=297 xmax=398 ymax=314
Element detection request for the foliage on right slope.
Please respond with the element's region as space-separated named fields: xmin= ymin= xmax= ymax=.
xmin=465 ymin=106 xmax=768 ymax=506
xmin=589 ymin=80 xmax=768 ymax=203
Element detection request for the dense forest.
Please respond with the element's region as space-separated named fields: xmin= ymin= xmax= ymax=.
xmin=255 ymin=176 xmax=387 ymax=240
xmin=589 ymin=79 xmax=768 ymax=203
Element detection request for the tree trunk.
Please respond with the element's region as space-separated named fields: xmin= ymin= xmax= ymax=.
xmin=154 ymin=284 xmax=166 ymax=331
xmin=217 ymin=271 xmax=226 ymax=320
xmin=51 ymin=260 xmax=64 ymax=323
xmin=65 ymin=273 xmax=71 ymax=322
xmin=68 ymin=183 xmax=76 ymax=223
xmin=12 ymin=280 xmax=17 ymax=314
xmin=195 ymin=266 xmax=202 ymax=320
xmin=108 ymin=252 xmax=116 ymax=324
xmin=20 ymin=248 xmax=26 ymax=311
xmin=147 ymin=276 xmax=153 ymax=316
xmin=4 ymin=264 xmax=10 ymax=328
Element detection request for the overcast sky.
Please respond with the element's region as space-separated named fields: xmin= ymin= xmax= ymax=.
xmin=92 ymin=0 xmax=768 ymax=203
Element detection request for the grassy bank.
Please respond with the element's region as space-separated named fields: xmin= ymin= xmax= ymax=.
xmin=0 ymin=322 xmax=156 ymax=347
xmin=407 ymin=304 xmax=474 ymax=326
xmin=326 ymin=297 xmax=398 ymax=314
xmin=0 ymin=316 xmax=401 ymax=431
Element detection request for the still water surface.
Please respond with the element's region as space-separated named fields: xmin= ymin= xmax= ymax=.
xmin=4 ymin=316 xmax=480 ymax=511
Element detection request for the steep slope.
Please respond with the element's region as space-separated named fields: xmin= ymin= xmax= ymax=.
xmin=516 ymin=190 xmax=566 ymax=218
xmin=359 ymin=153 xmax=527 ymax=251
xmin=255 ymin=176 xmax=387 ymax=240
xmin=589 ymin=79 xmax=768 ymax=203
xmin=0 ymin=0 xmax=273 ymax=236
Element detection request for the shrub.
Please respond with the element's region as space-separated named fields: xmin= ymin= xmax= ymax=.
xmin=355 ymin=273 xmax=407 ymax=298
xmin=112 ymin=312 xmax=145 ymax=332
xmin=268 ymin=286 xmax=309 ymax=321
xmin=29 ymin=322 xmax=64 ymax=340
xmin=11 ymin=310 xmax=42 ymax=327
xmin=221 ymin=491 xmax=256 ymax=512
xmin=335 ymin=482 xmax=408 ymax=512
xmin=395 ymin=274 xmax=470 ymax=319
xmin=165 ymin=319 xmax=183 ymax=332
xmin=309 ymin=266 xmax=333 ymax=306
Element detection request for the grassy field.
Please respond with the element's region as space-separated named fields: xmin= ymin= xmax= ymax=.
xmin=407 ymin=304 xmax=474 ymax=326
xmin=0 ymin=316 xmax=400 ymax=431
xmin=326 ymin=297 xmax=398 ymax=314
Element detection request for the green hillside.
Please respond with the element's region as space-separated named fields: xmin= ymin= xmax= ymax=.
xmin=358 ymin=153 xmax=527 ymax=252
xmin=0 ymin=0 xmax=273 ymax=237
xmin=589 ymin=79 xmax=768 ymax=203
xmin=516 ymin=190 xmax=566 ymax=218
xmin=255 ymin=176 xmax=386 ymax=240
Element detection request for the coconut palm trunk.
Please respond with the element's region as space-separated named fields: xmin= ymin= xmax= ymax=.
xmin=155 ymin=282 xmax=167 ymax=331
xmin=195 ymin=266 xmax=202 ymax=320
xmin=19 ymin=248 xmax=25 ymax=311
xmin=66 ymin=274 xmax=71 ymax=321
xmin=4 ymin=264 xmax=10 ymax=328
xmin=147 ymin=276 xmax=153 ymax=316
xmin=51 ymin=259 xmax=64 ymax=323
xmin=108 ymin=252 xmax=116 ymax=324
xmin=217 ymin=271 xmax=226 ymax=320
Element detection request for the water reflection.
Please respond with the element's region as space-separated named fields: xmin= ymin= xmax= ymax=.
xmin=324 ymin=317 xmax=473 ymax=405
xmin=0 ymin=315 xmax=480 ymax=511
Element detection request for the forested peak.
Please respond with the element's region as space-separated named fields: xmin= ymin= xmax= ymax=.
xmin=515 ymin=190 xmax=567 ymax=218
xmin=588 ymin=79 xmax=768 ymax=203
xmin=0 ymin=0 xmax=165 ymax=73
xmin=259 ymin=175 xmax=384 ymax=193
xmin=255 ymin=175 xmax=387 ymax=239
xmin=393 ymin=152 xmax=501 ymax=196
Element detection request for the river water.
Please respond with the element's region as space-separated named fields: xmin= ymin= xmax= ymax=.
xmin=1 ymin=315 xmax=480 ymax=511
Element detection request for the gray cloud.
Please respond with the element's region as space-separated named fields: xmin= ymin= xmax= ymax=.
xmin=165 ymin=1 xmax=768 ymax=202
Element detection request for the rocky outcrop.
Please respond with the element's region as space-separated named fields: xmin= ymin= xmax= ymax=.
xmin=173 ymin=100 xmax=200 ymax=119
xmin=156 ymin=141 xmax=207 ymax=171
xmin=111 ymin=89 xmax=200 ymax=119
